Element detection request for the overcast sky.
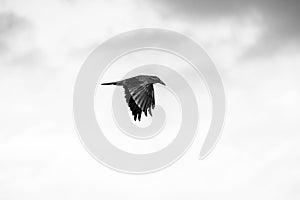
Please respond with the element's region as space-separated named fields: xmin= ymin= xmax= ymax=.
xmin=0 ymin=0 xmax=300 ymax=199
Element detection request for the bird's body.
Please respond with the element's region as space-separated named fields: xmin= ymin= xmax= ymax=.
xmin=101 ymin=75 xmax=166 ymax=121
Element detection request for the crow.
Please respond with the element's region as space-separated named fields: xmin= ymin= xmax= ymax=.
xmin=101 ymin=75 xmax=166 ymax=121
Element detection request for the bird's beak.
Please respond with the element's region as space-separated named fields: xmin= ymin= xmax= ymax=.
xmin=159 ymin=80 xmax=166 ymax=86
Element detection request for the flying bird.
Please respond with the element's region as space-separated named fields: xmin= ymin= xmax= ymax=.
xmin=101 ymin=75 xmax=166 ymax=121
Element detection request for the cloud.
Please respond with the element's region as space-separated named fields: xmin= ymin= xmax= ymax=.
xmin=147 ymin=0 xmax=300 ymax=56
xmin=0 ymin=11 xmax=42 ymax=71
xmin=0 ymin=12 xmax=28 ymax=34
xmin=0 ymin=12 xmax=32 ymax=55
xmin=0 ymin=1 xmax=299 ymax=199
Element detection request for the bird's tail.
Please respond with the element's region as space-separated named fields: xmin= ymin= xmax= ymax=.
xmin=101 ymin=81 xmax=118 ymax=85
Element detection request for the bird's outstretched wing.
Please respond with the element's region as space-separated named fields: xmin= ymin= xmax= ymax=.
xmin=123 ymin=84 xmax=155 ymax=121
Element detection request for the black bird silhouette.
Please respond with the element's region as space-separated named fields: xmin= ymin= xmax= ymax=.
xmin=101 ymin=75 xmax=166 ymax=121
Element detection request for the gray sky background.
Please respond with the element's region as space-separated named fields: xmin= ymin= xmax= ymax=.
xmin=0 ymin=0 xmax=300 ymax=199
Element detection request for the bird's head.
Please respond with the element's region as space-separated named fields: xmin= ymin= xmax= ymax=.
xmin=150 ymin=76 xmax=166 ymax=86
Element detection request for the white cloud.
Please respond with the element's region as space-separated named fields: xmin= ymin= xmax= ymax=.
xmin=0 ymin=0 xmax=300 ymax=200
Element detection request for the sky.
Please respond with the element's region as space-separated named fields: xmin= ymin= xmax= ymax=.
xmin=0 ymin=0 xmax=300 ymax=199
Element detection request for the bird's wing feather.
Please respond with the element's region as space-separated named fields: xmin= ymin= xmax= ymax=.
xmin=124 ymin=86 xmax=142 ymax=121
xmin=123 ymin=84 xmax=155 ymax=121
